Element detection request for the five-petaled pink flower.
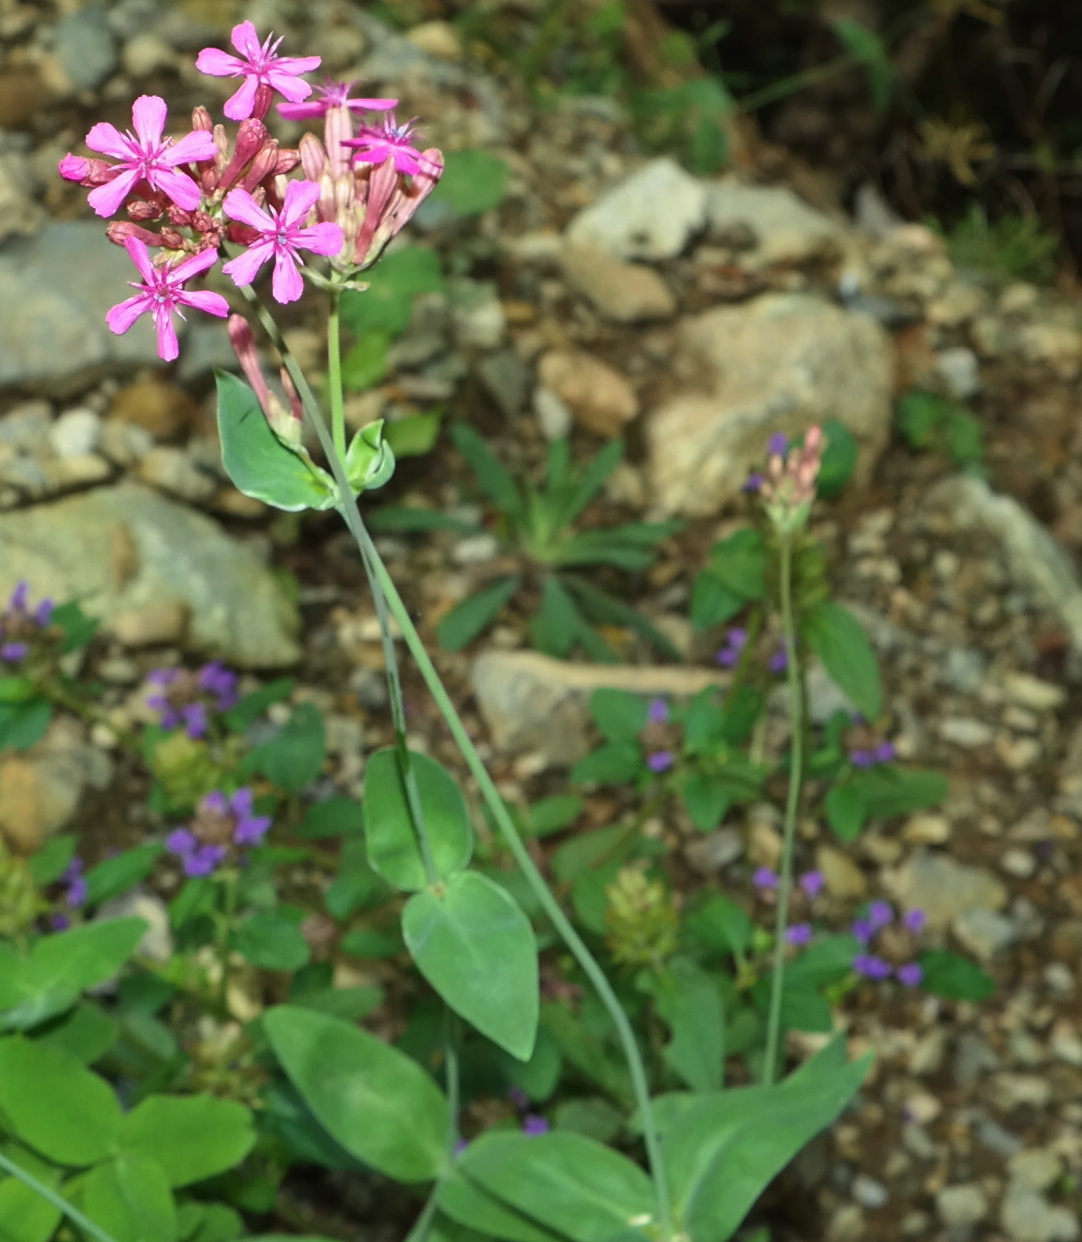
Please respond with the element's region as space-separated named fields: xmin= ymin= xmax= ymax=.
xmin=196 ymin=21 xmax=322 ymax=121
xmin=83 ymin=95 xmax=216 ymax=218
xmin=221 ymin=181 xmax=344 ymax=303
xmin=277 ymin=78 xmax=397 ymax=120
xmin=343 ymin=113 xmax=427 ymax=175
xmin=106 ymin=238 xmax=229 ymax=361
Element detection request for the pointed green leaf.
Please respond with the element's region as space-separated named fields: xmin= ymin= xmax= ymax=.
xmin=437 ymin=576 xmax=521 ymax=651
xmin=119 ymin=1095 xmax=255 ymax=1188
xmin=437 ymin=1172 xmax=565 ymax=1242
xmin=919 ymin=951 xmax=995 ymax=1001
xmin=658 ymin=961 xmax=724 ymax=1093
xmin=403 ymin=871 xmax=538 ymax=1060
xmin=802 ymin=601 xmax=882 ymax=720
xmin=263 ymin=1005 xmax=449 ymax=1182
xmin=364 ymin=748 xmax=473 ymax=891
xmin=215 ymin=372 xmax=336 ymax=513
xmin=451 ymin=424 xmax=522 ymax=514
xmin=235 ymin=911 xmax=310 ymax=972
xmin=83 ymin=1153 xmax=177 ymax=1242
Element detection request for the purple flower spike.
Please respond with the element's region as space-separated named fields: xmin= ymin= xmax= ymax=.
xmin=896 ymin=961 xmax=923 ymax=987
xmin=8 ymin=582 xmax=29 ymax=612
xmin=742 ymin=472 xmax=764 ymax=493
xmin=647 ymin=750 xmax=674 ymax=773
xmin=183 ymin=844 xmax=227 ymax=878
xmin=62 ymin=858 xmax=88 ymax=908
xmin=754 ymin=867 xmax=779 ymax=890
xmin=166 ymin=828 xmax=198 ymax=856
xmin=868 ymin=900 xmax=893 ymax=930
xmin=522 ymin=1116 xmax=550 ymax=1137
xmin=851 ymin=918 xmax=873 ymax=944
xmin=647 ymin=698 xmax=669 ymax=725
xmin=768 ymin=645 xmax=789 ymax=674
xmin=715 ymin=627 xmax=748 ymax=668
xmin=34 ymin=599 xmax=54 ymax=626
xmin=853 ymin=953 xmax=892 ymax=980
xmin=903 ymin=908 xmax=926 ymax=935
xmin=800 ymin=870 xmax=825 ymax=898
xmin=181 ymin=702 xmax=209 ymax=740
xmin=849 ymin=748 xmax=873 ymax=769
xmin=874 ymin=741 xmax=897 ymax=764
xmin=198 ymin=660 xmax=239 ymax=709
xmin=767 ymin=432 xmax=789 ymax=457
xmin=0 ymin=642 xmax=28 ymax=662
xmin=786 ymin=923 xmax=813 ymax=945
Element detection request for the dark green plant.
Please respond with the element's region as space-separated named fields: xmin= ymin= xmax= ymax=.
xmin=896 ymin=389 xmax=986 ymax=476
xmin=934 ymin=203 xmax=1059 ymax=283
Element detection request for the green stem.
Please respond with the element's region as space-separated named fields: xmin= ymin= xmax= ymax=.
xmin=242 ymin=293 xmax=673 ymax=1237
xmin=0 ymin=1150 xmax=120 ymax=1242
xmin=216 ymin=869 xmax=239 ymax=1013
xmin=327 ymin=289 xmax=346 ymax=462
xmin=762 ymin=532 xmax=804 ymax=1087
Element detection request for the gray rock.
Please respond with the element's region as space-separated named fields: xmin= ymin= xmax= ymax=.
xmin=939 ymin=716 xmax=995 ymax=748
xmin=936 ymin=1184 xmax=989 ymax=1229
xmin=897 ymin=850 xmax=1008 ymax=928
xmin=566 ymin=158 xmax=708 ymax=261
xmin=0 ymin=482 xmax=299 ymax=667
xmin=930 ymin=476 xmax=1082 ymax=650
xmin=1001 ymin=1183 xmax=1079 ymax=1242
xmin=936 ymin=346 xmax=981 ymax=399
xmin=646 ymin=294 xmax=892 ymax=516
xmin=449 ymin=280 xmax=506 ymax=351
xmin=705 ymin=180 xmax=845 ymax=267
xmin=851 ymin=1174 xmax=889 ymax=1210
xmin=533 ymin=385 xmax=573 ymax=441
xmin=952 ymin=907 xmax=1018 ymax=960
xmin=55 ymin=4 xmax=119 ymax=90
xmin=470 ymin=650 xmax=727 ymax=767
xmin=49 ymin=408 xmax=102 ymax=459
xmin=477 ymin=349 xmax=529 ymax=419
xmin=0 ymin=150 xmax=43 ymax=245
xmin=560 ymin=243 xmax=676 ymax=323
xmin=0 ymin=223 xmax=162 ymax=392
xmin=1009 ymin=1149 xmax=1064 ymax=1192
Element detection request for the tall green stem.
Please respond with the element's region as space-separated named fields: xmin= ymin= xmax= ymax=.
xmin=327 ymin=288 xmax=346 ymax=462
xmin=0 ymin=1150 xmax=121 ymax=1242
xmin=243 ymin=293 xmax=673 ymax=1237
xmin=762 ymin=532 xmax=804 ymax=1086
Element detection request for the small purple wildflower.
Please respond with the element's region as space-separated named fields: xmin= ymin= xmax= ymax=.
xmin=896 ymin=962 xmax=923 ymax=987
xmin=647 ymin=698 xmax=669 ymax=725
xmin=0 ymin=642 xmax=28 ymax=662
xmin=277 ymin=77 xmax=397 ymax=120
xmin=767 ymin=432 xmax=789 ymax=458
xmin=0 ymin=582 xmax=55 ymax=663
xmin=166 ymin=829 xmax=226 ymax=878
xmin=853 ymin=953 xmax=893 ymax=980
xmin=786 ymin=923 xmax=814 ymax=945
xmin=647 ymin=750 xmax=674 ymax=773
xmin=522 ymin=1116 xmax=550 ymax=1137
xmin=768 ymin=644 xmax=789 ymax=674
xmin=61 ymin=858 xmax=88 ymax=909
xmin=849 ymin=748 xmax=873 ymax=769
xmin=851 ymin=900 xmax=925 ymax=987
xmin=506 ymin=1085 xmax=530 ymax=1110
xmin=868 ymin=900 xmax=893 ymax=930
xmin=849 ymin=740 xmax=896 ymax=769
xmin=145 ymin=661 xmax=239 ymax=738
xmin=903 ymin=908 xmax=926 ymax=934
xmin=874 ymin=741 xmax=897 ymax=764
xmin=715 ymin=627 xmax=748 ymax=668
xmin=800 ymin=870 xmax=826 ymax=898
xmin=754 ymin=867 xmax=779 ymax=889
xmin=742 ymin=472 xmax=764 ymax=493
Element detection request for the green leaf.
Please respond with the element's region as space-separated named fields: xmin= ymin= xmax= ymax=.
xmin=251 ymin=702 xmax=326 ymax=792
xmin=432 ymin=149 xmax=509 ymax=216
xmin=177 ymin=1202 xmax=244 ymax=1242
xmin=589 ymin=689 xmax=649 ymax=743
xmin=438 ymin=1173 xmax=565 ymax=1242
xmin=817 ymin=419 xmax=858 ymax=499
xmin=0 ymin=919 xmax=147 ymax=1031
xmin=51 ymin=600 xmax=99 ymax=653
xmin=0 ymin=1174 xmax=62 ymax=1242
xmin=824 ymin=782 xmax=867 ymax=841
xmin=0 ymin=1037 xmax=121 ymax=1165
xmin=896 ymin=390 xmax=942 ymax=449
xmin=263 ymin=1005 xmax=449 ymax=1182
xmin=833 ymin=18 xmax=893 ymax=111
xmin=525 ymin=795 xmax=584 ymax=838
xmin=659 ymin=960 xmax=724 ymax=1092
xmin=295 ymin=796 xmax=363 ymax=839
xmin=706 ymin=530 xmax=767 ymax=599
xmin=919 ymin=950 xmax=995 ymax=1001
xmin=119 ymin=1095 xmax=255 ymax=1188
xmin=235 ymin=911 xmax=311 ymax=971
xmin=437 ymin=577 xmax=522 ymax=651
xmin=344 ymin=420 xmax=395 ymax=494
xmin=802 ymin=601 xmax=882 ymax=720
xmin=364 ymin=748 xmax=474 ymax=891
xmin=529 ymin=578 xmax=583 ymax=657
xmin=341 ymin=329 xmax=391 ymax=391
xmin=222 ymin=678 xmax=295 ymax=733
xmin=689 ymin=572 xmax=745 ymax=629
xmin=684 ymin=893 xmax=754 ymax=958
xmin=83 ymin=1154 xmax=177 ymax=1242
xmin=34 ymin=1003 xmax=118 ymax=1065
xmin=403 ymin=871 xmax=539 ymax=1060
xmin=384 ymin=410 xmax=443 ymax=458
xmin=214 ymin=372 xmax=336 ymax=513
xmin=680 ymin=772 xmax=731 ymax=831
xmin=857 ymin=767 xmax=949 ymax=819
xmin=26 ymin=835 xmax=75 ymax=887
xmin=457 ymin=1131 xmax=655 ymax=1242
xmin=451 ymin=424 xmax=521 ymax=515
xmin=0 ymin=699 xmax=51 ymax=753
xmin=340 ymin=246 xmax=444 ymax=335
xmin=84 ymin=844 xmax=164 ymax=906
xmin=570 ymin=743 xmax=642 ymax=785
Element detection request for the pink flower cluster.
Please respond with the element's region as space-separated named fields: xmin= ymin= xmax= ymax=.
xmin=59 ymin=21 xmax=443 ymax=362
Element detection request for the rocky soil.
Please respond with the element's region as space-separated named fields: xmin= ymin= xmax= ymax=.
xmin=4 ymin=2 xmax=1082 ymax=1240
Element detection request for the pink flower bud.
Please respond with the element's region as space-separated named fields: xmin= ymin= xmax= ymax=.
xmin=227 ymin=315 xmax=303 ymax=443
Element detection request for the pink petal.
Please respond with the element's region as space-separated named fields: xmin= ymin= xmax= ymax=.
xmin=222 ymin=188 xmax=274 ymax=232
xmin=271 ymin=251 xmax=303 ymax=303
xmin=179 ymin=290 xmax=230 ymax=317
xmin=229 ymin=20 xmax=262 ymax=60
xmin=347 ymin=97 xmax=397 ymax=112
xmin=149 ymin=166 xmax=203 ymax=211
xmin=279 ymin=178 xmax=322 ymax=226
xmin=277 ymin=100 xmax=325 ymax=120
xmin=171 ymin=245 xmax=221 ymax=283
xmin=131 ymin=95 xmax=168 ymax=148
xmin=270 ymin=54 xmax=322 ymax=74
xmin=166 ymin=130 xmax=218 ymax=165
xmin=123 ymin=236 xmax=157 ymax=283
xmin=153 ymin=308 xmax=180 ymax=362
xmin=223 ymin=77 xmax=259 ymax=121
xmin=106 ymin=293 xmax=151 ymax=336
xmin=87 ymin=168 xmax=139 ymax=217
xmin=221 ymin=240 xmax=273 ymax=287
xmin=293 ymin=221 xmax=344 ymax=257
xmin=195 ymin=47 xmax=245 ymax=77
xmin=84 ymin=121 xmax=131 ymax=160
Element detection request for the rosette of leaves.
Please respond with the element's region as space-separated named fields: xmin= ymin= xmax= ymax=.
xmin=375 ymin=428 xmax=682 ymax=660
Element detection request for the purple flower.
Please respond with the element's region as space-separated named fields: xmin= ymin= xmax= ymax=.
xmin=896 ymin=961 xmax=923 ymax=987
xmin=0 ymin=581 xmax=55 ymax=663
xmin=278 ymin=78 xmax=397 ymax=120
xmin=145 ymin=661 xmax=239 ymax=737
xmin=196 ymin=22 xmax=322 ymax=121
xmin=767 ymin=432 xmax=789 ymax=458
xmin=230 ymin=786 xmax=272 ymax=848
xmin=0 ymin=641 xmax=28 ymax=662
xmin=754 ymin=867 xmax=779 ymax=890
xmin=83 ymin=94 xmax=216 ymax=217
xmin=903 ymin=908 xmax=926 ymax=934
xmin=107 ymin=238 xmax=229 ymax=362
xmin=166 ymin=828 xmax=226 ymax=878
xmin=853 ymin=953 xmax=893 ymax=980
xmin=198 ymin=660 xmax=239 ymax=709
xmin=868 ymin=900 xmax=893 ymax=930
xmin=647 ymin=698 xmax=669 ymax=725
xmin=742 ymin=472 xmax=764 ymax=493
xmin=849 ymin=748 xmax=873 ymax=769
xmin=874 ymin=741 xmax=897 ymax=764
xmin=799 ymin=870 xmax=825 ymax=898
xmin=343 ymin=112 xmax=427 ymax=175
xmin=222 ymin=181 xmax=345 ymax=303
xmin=647 ymin=750 xmax=674 ymax=773
xmin=768 ymin=644 xmax=788 ymax=674
xmin=852 ymin=918 xmax=873 ymax=945
xmin=522 ymin=1116 xmax=550 ymax=1137
xmin=715 ymin=627 xmax=748 ymax=668
xmin=786 ymin=922 xmax=813 ymax=945
xmin=61 ymin=858 xmax=88 ymax=909
xmin=506 ymin=1086 xmax=530 ymax=1110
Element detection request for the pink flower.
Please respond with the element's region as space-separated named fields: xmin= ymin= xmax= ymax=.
xmin=83 ymin=95 xmax=216 ymax=218
xmin=221 ymin=181 xmax=344 ymax=303
xmin=278 ymin=78 xmax=397 ymax=120
xmin=196 ymin=21 xmax=321 ymax=121
xmin=106 ymin=238 xmax=229 ymax=362
xmin=344 ymin=113 xmax=427 ymax=175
